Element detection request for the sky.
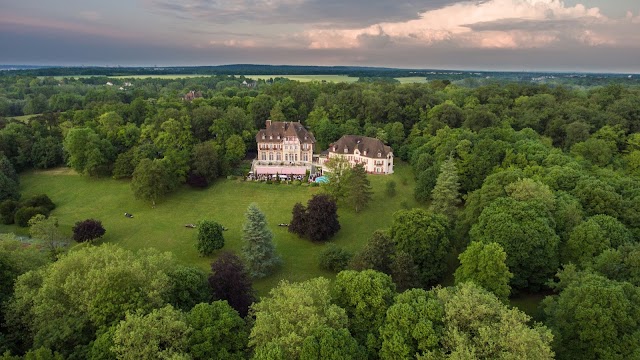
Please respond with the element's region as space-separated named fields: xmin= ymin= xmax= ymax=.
xmin=1 ymin=0 xmax=639 ymax=72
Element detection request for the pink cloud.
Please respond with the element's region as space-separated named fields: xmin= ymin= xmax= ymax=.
xmin=301 ymin=0 xmax=630 ymax=50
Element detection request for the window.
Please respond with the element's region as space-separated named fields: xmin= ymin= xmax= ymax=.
xmin=377 ymin=152 xmax=382 ymax=157
xmin=304 ymin=154 xmax=308 ymax=162
xmin=344 ymin=148 xmax=348 ymax=153
xmin=295 ymin=154 xmax=298 ymax=161
xmin=262 ymin=135 xmax=265 ymax=140
xmin=276 ymin=153 xmax=281 ymax=161
xmin=261 ymin=153 xmax=266 ymax=160
xmin=270 ymin=136 xmax=273 ymax=140
xmin=269 ymin=153 xmax=274 ymax=161
xmin=285 ymin=154 xmax=288 ymax=161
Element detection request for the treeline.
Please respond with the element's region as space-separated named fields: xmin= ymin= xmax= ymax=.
xmin=2 ymin=65 xmax=640 ymax=85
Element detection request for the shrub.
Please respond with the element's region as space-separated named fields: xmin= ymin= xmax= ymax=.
xmin=15 ymin=206 xmax=47 ymax=227
xmin=72 ymin=219 xmax=106 ymax=242
xmin=293 ymin=180 xmax=302 ymax=186
xmin=226 ymin=175 xmax=235 ymax=180
xmin=310 ymin=182 xmax=319 ymax=187
xmin=319 ymin=245 xmax=353 ymax=272
xmin=0 ymin=199 xmax=18 ymax=225
xmin=186 ymin=173 xmax=208 ymax=188
xmin=386 ymin=180 xmax=397 ymax=197
xmin=21 ymin=194 xmax=55 ymax=213
xmin=196 ymin=220 xmax=225 ymax=256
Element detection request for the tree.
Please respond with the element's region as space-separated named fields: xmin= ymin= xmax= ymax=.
xmin=5 ymin=244 xmax=178 ymax=357
xmin=470 ymin=197 xmax=559 ymax=291
xmin=112 ymin=305 xmax=190 ymax=360
xmin=224 ymin=134 xmax=246 ymax=168
xmin=13 ymin=207 xmax=47 ymax=227
xmin=288 ymin=202 xmax=307 ymax=237
xmin=208 ymin=252 xmax=256 ymax=317
xmin=131 ymin=158 xmax=176 ymax=206
xmin=319 ymin=245 xmax=352 ymax=272
xmin=332 ymin=270 xmax=396 ymax=356
xmin=0 ymin=155 xmax=19 ymax=202
xmin=63 ymin=127 xmax=114 ymax=176
xmin=299 ymin=327 xmax=365 ymax=360
xmin=190 ymin=141 xmax=221 ymax=183
xmin=344 ymin=163 xmax=373 ymax=213
xmin=429 ymin=155 xmax=461 ymax=221
xmin=323 ymin=156 xmax=351 ymax=200
xmin=390 ymin=251 xmax=421 ymax=292
xmin=349 ymin=230 xmax=395 ymax=274
xmin=186 ymin=301 xmax=248 ymax=360
xmin=0 ymin=200 xmax=18 ymax=224
xmin=305 ymin=194 xmax=340 ymax=242
xmin=72 ymin=219 xmax=106 ymax=243
xmin=195 ymin=220 xmax=225 ymax=256
xmin=379 ymin=289 xmax=444 ymax=359
xmin=28 ymin=215 xmax=68 ymax=260
xmin=435 ymin=282 xmax=554 ymax=359
xmin=390 ymin=209 xmax=450 ymax=286
xmin=241 ymin=203 xmax=281 ymax=278
xmin=454 ymin=242 xmax=513 ymax=301
xmin=543 ymin=266 xmax=640 ymax=360
xmin=249 ymin=278 xmax=349 ymax=359
xmin=564 ymin=215 xmax=632 ymax=267
xmin=167 ymin=266 xmax=209 ymax=312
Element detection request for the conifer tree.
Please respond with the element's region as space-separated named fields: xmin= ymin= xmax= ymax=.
xmin=345 ymin=163 xmax=373 ymax=213
xmin=241 ymin=203 xmax=281 ymax=278
xmin=430 ymin=155 xmax=461 ymax=221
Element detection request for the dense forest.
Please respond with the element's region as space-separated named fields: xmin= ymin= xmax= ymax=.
xmin=1 ymin=73 xmax=640 ymax=359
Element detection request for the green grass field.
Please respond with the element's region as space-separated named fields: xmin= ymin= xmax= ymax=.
xmin=1 ymin=163 xmax=420 ymax=294
xmin=8 ymin=114 xmax=41 ymax=122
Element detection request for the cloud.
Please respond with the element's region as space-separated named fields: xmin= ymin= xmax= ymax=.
xmin=301 ymin=0 xmax=639 ymax=49
xmin=78 ymin=11 xmax=101 ymax=22
xmin=145 ymin=0 xmax=465 ymax=27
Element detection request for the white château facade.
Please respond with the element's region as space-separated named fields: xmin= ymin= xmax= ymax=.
xmin=320 ymin=135 xmax=394 ymax=174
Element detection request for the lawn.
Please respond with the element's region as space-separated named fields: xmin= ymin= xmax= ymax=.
xmin=1 ymin=163 xmax=420 ymax=294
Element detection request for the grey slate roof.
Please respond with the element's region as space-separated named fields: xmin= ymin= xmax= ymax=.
xmin=256 ymin=121 xmax=316 ymax=144
xmin=329 ymin=135 xmax=392 ymax=158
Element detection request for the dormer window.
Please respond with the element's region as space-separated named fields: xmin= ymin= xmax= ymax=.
xmin=277 ymin=135 xmax=280 ymax=139
xmin=333 ymin=146 xmax=337 ymax=152
xmin=262 ymin=135 xmax=265 ymax=140
xmin=377 ymin=152 xmax=382 ymax=157
xmin=363 ymin=150 xmax=367 ymax=156
xmin=344 ymin=148 xmax=348 ymax=153
xmin=270 ymin=136 xmax=273 ymax=140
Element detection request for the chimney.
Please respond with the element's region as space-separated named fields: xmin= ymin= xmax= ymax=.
xmin=266 ymin=119 xmax=272 ymax=127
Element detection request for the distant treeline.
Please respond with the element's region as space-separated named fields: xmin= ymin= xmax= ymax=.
xmin=2 ymin=64 xmax=640 ymax=86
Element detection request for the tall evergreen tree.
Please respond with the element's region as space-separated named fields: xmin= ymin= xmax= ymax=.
xmin=345 ymin=163 xmax=373 ymax=213
xmin=429 ymin=155 xmax=461 ymax=221
xmin=241 ymin=203 xmax=281 ymax=278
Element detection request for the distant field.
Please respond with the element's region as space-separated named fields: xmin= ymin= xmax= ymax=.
xmin=1 ymin=163 xmax=420 ymax=294
xmin=8 ymin=114 xmax=41 ymax=122
xmin=111 ymin=74 xmax=214 ymax=79
xmin=42 ymin=74 xmax=429 ymax=83
xmin=243 ymin=74 xmax=360 ymax=83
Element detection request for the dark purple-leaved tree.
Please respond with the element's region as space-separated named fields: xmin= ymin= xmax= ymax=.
xmin=305 ymin=194 xmax=340 ymax=242
xmin=288 ymin=202 xmax=307 ymax=238
xmin=208 ymin=251 xmax=256 ymax=317
xmin=72 ymin=219 xmax=106 ymax=243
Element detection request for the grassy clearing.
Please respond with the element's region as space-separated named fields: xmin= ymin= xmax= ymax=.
xmin=243 ymin=74 xmax=360 ymax=83
xmin=8 ymin=114 xmax=41 ymax=122
xmin=111 ymin=75 xmax=214 ymax=79
xmin=1 ymin=163 xmax=419 ymax=294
